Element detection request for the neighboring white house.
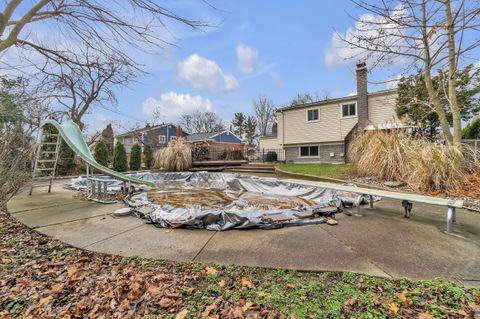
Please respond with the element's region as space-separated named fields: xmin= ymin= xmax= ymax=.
xmin=259 ymin=63 xmax=401 ymax=163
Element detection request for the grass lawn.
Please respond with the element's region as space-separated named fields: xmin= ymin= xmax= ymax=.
xmin=1 ymin=209 xmax=479 ymax=318
xmin=276 ymin=163 xmax=355 ymax=180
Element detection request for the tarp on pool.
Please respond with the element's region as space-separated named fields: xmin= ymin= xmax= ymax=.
xmin=67 ymin=172 xmax=375 ymax=231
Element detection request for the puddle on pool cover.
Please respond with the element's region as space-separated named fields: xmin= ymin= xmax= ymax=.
xmin=147 ymin=188 xmax=317 ymax=210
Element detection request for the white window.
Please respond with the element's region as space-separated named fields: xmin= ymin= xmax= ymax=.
xmin=158 ymin=135 xmax=166 ymax=143
xmin=341 ymin=102 xmax=357 ymax=118
xmin=299 ymin=146 xmax=319 ymax=157
xmin=170 ymin=136 xmax=177 ymax=141
xmin=306 ymin=108 xmax=319 ymax=122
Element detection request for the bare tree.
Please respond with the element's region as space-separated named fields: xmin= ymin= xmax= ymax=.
xmin=0 ymin=75 xmax=50 ymax=205
xmin=338 ymin=0 xmax=480 ymax=146
xmin=180 ymin=110 xmax=224 ymax=133
xmin=37 ymin=51 xmax=137 ymax=130
xmin=289 ymin=91 xmax=332 ymax=106
xmin=253 ymin=95 xmax=276 ymax=137
xmin=0 ymin=0 xmax=212 ymax=70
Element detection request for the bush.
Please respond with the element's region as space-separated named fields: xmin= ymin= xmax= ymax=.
xmin=154 ymin=137 xmax=192 ymax=171
xmin=129 ymin=144 xmax=141 ymax=170
xmin=143 ymin=144 xmax=153 ymax=169
xmin=113 ymin=142 xmax=128 ymax=172
xmin=349 ymin=130 xmax=479 ymax=192
xmin=462 ymin=117 xmax=480 ymax=139
xmin=94 ymin=141 xmax=109 ymax=167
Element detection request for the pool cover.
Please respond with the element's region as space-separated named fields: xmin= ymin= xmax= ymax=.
xmin=68 ymin=172 xmax=375 ymax=231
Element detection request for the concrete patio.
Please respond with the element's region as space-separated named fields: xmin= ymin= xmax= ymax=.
xmin=7 ymin=181 xmax=480 ymax=286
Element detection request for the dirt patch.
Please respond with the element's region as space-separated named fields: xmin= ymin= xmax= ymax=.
xmin=147 ymin=188 xmax=317 ymax=210
xmin=148 ymin=189 xmax=234 ymax=208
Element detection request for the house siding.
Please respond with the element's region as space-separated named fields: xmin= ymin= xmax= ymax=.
xmin=259 ymin=137 xmax=282 ymax=150
xmin=281 ymin=99 xmax=358 ymax=145
xmin=213 ymin=132 xmax=242 ymax=144
xmin=367 ymin=92 xmax=398 ymax=125
xmin=285 ymin=143 xmax=345 ymax=163
xmin=117 ymin=125 xmax=186 ymax=154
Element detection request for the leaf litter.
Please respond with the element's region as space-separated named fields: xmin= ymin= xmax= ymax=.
xmin=0 ymin=208 xmax=479 ymax=318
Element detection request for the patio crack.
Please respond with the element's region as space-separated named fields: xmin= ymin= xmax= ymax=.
xmin=192 ymin=231 xmax=218 ymax=262
xmin=81 ymin=224 xmax=146 ymax=249
xmin=320 ymin=224 xmax=393 ymax=278
xmin=32 ymin=212 xmax=111 ymax=229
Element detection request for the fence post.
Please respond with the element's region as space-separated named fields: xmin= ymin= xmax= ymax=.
xmin=262 ymin=149 xmax=265 ymax=163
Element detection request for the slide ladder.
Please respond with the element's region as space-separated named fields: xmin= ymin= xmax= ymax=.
xmin=29 ymin=130 xmax=62 ymax=195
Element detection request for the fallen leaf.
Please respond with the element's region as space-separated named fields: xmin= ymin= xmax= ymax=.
xmin=38 ymin=296 xmax=53 ymax=307
xmin=286 ymin=283 xmax=294 ymax=289
xmin=128 ymin=282 xmax=142 ymax=299
xmin=202 ymin=304 xmax=216 ymax=317
xmin=176 ymin=309 xmax=188 ymax=319
xmin=159 ymin=297 xmax=174 ymax=308
xmin=389 ymin=302 xmax=399 ymax=313
xmin=242 ymin=301 xmax=254 ymax=311
xmin=344 ymin=298 xmax=357 ymax=309
xmin=218 ymin=279 xmax=225 ymax=287
xmin=67 ymin=266 xmax=79 ymax=283
xmin=231 ymin=306 xmax=244 ymax=318
xmin=146 ymin=286 xmax=162 ymax=298
xmin=76 ymin=256 xmax=89 ymax=263
xmin=395 ymin=291 xmax=411 ymax=305
xmin=240 ymin=277 xmax=255 ymax=289
xmin=418 ymin=312 xmax=435 ymax=319
xmin=120 ymin=299 xmax=131 ymax=310
xmin=468 ymin=302 xmax=480 ymax=313
xmin=205 ymin=267 xmax=218 ymax=276
xmin=51 ymin=283 xmax=64 ymax=294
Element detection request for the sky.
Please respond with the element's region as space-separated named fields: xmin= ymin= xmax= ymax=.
xmin=83 ymin=0 xmax=406 ymax=134
xmin=5 ymin=0 xmax=478 ymax=135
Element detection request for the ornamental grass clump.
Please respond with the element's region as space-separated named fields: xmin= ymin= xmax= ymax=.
xmin=154 ymin=137 xmax=192 ymax=171
xmin=349 ymin=130 xmax=479 ymax=192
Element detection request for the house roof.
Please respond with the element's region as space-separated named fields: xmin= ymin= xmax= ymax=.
xmin=116 ymin=123 xmax=176 ymax=138
xmin=184 ymin=131 xmax=223 ymax=142
xmin=184 ymin=130 xmax=242 ymax=142
xmin=277 ymin=89 xmax=397 ymax=112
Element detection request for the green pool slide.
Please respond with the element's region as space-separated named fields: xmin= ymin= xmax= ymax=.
xmin=42 ymin=119 xmax=156 ymax=187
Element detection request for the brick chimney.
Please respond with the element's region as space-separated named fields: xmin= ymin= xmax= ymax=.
xmin=176 ymin=126 xmax=183 ymax=138
xmin=356 ymin=62 xmax=369 ymax=129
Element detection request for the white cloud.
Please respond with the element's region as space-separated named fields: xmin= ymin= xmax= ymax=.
xmin=178 ymin=54 xmax=239 ymax=92
xmin=142 ymin=92 xmax=213 ymax=122
xmin=324 ymin=5 xmax=408 ymax=67
xmin=236 ymin=44 xmax=260 ymax=74
xmin=84 ymin=112 xmax=110 ymax=134
xmin=270 ymin=71 xmax=283 ymax=86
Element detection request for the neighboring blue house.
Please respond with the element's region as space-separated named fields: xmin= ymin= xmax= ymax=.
xmin=115 ymin=123 xmax=187 ymax=154
xmin=184 ymin=130 xmax=242 ymax=144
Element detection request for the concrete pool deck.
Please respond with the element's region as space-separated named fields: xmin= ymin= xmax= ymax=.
xmin=7 ymin=181 xmax=480 ymax=286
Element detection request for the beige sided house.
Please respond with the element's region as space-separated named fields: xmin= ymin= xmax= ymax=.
xmin=260 ymin=63 xmax=400 ymax=163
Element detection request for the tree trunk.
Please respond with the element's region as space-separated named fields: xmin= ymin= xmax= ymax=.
xmin=424 ymin=68 xmax=453 ymax=143
xmin=444 ymin=0 xmax=462 ymax=147
xmin=421 ymin=0 xmax=453 ymax=144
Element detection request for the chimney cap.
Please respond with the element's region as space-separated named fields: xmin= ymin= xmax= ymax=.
xmin=356 ymin=61 xmax=367 ymax=69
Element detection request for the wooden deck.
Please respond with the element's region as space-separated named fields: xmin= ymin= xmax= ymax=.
xmin=192 ymin=160 xmax=248 ymax=167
